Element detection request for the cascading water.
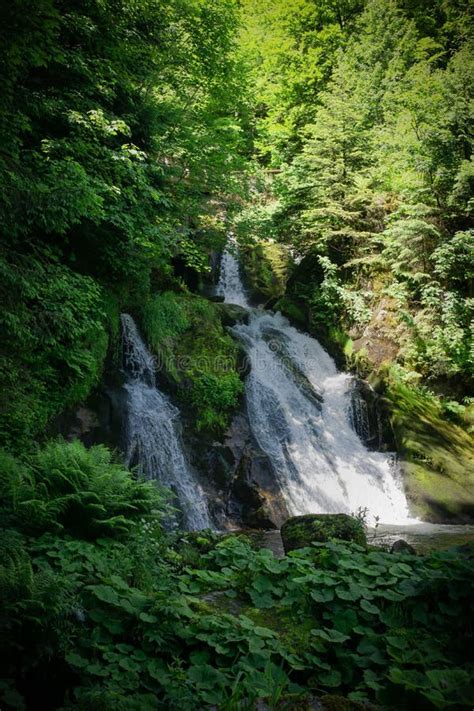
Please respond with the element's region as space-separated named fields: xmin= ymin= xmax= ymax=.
xmin=218 ymin=241 xmax=413 ymax=525
xmin=217 ymin=235 xmax=249 ymax=307
xmin=120 ymin=314 xmax=211 ymax=530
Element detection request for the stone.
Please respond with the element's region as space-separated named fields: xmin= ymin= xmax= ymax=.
xmin=390 ymin=539 xmax=416 ymax=555
xmin=214 ymin=302 xmax=250 ymax=326
xmin=280 ymin=514 xmax=367 ymax=554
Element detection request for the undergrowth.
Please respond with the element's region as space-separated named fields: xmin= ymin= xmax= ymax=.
xmin=1 ymin=440 xmax=473 ymax=710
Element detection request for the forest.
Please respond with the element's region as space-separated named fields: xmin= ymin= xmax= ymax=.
xmin=0 ymin=0 xmax=473 ymax=709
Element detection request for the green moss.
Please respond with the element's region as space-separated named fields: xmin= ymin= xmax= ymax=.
xmin=387 ymin=375 xmax=474 ymax=522
xmin=240 ymin=241 xmax=291 ymax=303
xmin=142 ymin=292 xmax=243 ymax=434
xmin=274 ymin=295 xmax=308 ymax=326
xmin=246 ymin=606 xmax=315 ymax=654
xmin=280 ymin=514 xmax=367 ymax=553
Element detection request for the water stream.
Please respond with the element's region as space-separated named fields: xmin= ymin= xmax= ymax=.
xmin=121 ymin=314 xmax=211 ymax=530
xmin=218 ymin=240 xmax=413 ymax=525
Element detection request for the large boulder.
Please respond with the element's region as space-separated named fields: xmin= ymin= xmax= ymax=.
xmin=215 ymin=302 xmax=250 ymax=326
xmin=280 ymin=514 xmax=366 ymax=553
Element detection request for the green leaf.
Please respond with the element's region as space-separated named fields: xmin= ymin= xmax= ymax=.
xmin=66 ymin=652 xmax=89 ymax=669
xmin=312 ymin=628 xmax=350 ymax=643
xmin=311 ymin=588 xmax=335 ymax=602
xmin=318 ymin=669 xmax=342 ymax=687
xmin=360 ymin=599 xmax=380 ymax=615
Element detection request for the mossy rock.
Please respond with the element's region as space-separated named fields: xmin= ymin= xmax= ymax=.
xmin=141 ymin=292 xmax=244 ymax=435
xmin=273 ymin=295 xmax=308 ymax=327
xmin=280 ymin=514 xmax=366 ymax=554
xmin=387 ymin=378 xmax=474 ymax=522
xmin=239 ymin=241 xmax=292 ymax=303
xmin=214 ymin=302 xmax=250 ymax=326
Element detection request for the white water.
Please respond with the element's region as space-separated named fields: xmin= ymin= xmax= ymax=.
xmin=217 ymin=236 xmax=249 ymax=307
xmin=218 ymin=242 xmax=414 ymax=525
xmin=121 ymin=314 xmax=211 ymax=530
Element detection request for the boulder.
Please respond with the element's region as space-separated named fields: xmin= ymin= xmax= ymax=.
xmin=215 ymin=302 xmax=250 ymax=326
xmin=390 ymin=539 xmax=416 ymax=555
xmin=280 ymin=514 xmax=367 ymax=554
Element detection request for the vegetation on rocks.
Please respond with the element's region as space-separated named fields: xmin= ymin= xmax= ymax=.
xmin=235 ymin=0 xmax=473 ymax=521
xmin=0 ymin=0 xmax=248 ymax=452
xmin=238 ymin=239 xmax=292 ymax=304
xmin=142 ymin=292 xmax=244 ymax=434
xmin=386 ymin=376 xmax=474 ymax=522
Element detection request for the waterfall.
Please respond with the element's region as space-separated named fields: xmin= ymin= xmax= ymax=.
xmin=217 ymin=243 xmax=414 ymax=525
xmin=217 ymin=236 xmax=249 ymax=307
xmin=120 ymin=314 xmax=211 ymax=530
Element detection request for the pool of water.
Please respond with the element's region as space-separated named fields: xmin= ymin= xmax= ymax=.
xmin=368 ymin=522 xmax=474 ymax=553
xmin=252 ymin=523 xmax=474 ymax=557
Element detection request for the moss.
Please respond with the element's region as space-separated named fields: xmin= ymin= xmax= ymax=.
xmin=239 ymin=241 xmax=292 ymax=303
xmin=280 ymin=514 xmax=367 ymax=554
xmin=387 ymin=376 xmax=474 ymax=522
xmin=274 ymin=295 xmax=308 ymax=327
xmin=141 ymin=292 xmax=243 ymax=435
xmin=214 ymin=303 xmax=249 ymax=327
xmin=246 ymin=606 xmax=315 ymax=653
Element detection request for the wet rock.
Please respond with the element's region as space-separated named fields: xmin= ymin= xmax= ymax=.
xmin=202 ymin=410 xmax=290 ymax=530
xmin=232 ymin=451 xmax=286 ymax=529
xmin=215 ymin=302 xmax=250 ymax=326
xmin=208 ymin=294 xmax=225 ymax=302
xmin=390 ymin=539 xmax=416 ymax=554
xmin=53 ymin=387 xmax=126 ymax=450
xmin=261 ymin=328 xmax=323 ymax=410
xmin=281 ymin=514 xmax=367 ymax=554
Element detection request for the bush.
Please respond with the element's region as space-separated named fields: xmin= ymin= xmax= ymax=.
xmin=0 ymin=254 xmax=109 ymax=450
xmin=1 ymin=440 xmax=169 ymax=540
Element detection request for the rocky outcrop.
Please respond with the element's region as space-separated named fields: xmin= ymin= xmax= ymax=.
xmin=348 ymin=379 xmax=395 ymax=451
xmin=199 ymin=411 xmax=290 ymax=530
xmin=281 ymin=514 xmax=367 ymax=553
xmin=53 ymin=387 xmax=127 ymax=451
xmin=351 ymin=297 xmax=401 ymax=371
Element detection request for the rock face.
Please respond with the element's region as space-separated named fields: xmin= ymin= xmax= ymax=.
xmin=351 ymin=297 xmax=401 ymax=370
xmin=348 ymin=379 xmax=395 ymax=451
xmin=280 ymin=514 xmax=367 ymax=553
xmin=197 ymin=410 xmax=290 ymax=530
xmin=53 ymin=387 xmax=126 ymax=451
xmin=224 ymin=412 xmax=289 ymax=529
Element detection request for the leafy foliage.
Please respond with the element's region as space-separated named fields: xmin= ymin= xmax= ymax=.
xmin=243 ymin=0 xmax=473 ymax=389
xmin=0 ymin=0 xmax=248 ymax=448
xmin=2 ymin=450 xmax=473 ymax=709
